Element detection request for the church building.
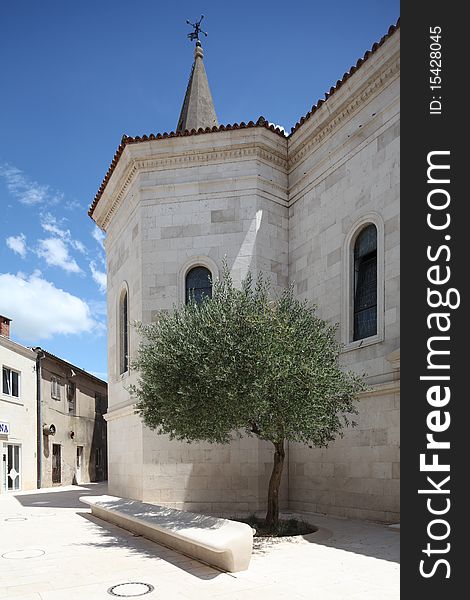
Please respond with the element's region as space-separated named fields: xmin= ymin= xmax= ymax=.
xmin=89 ymin=20 xmax=400 ymax=523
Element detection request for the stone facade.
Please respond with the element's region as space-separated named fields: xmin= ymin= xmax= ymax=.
xmin=92 ymin=25 xmax=400 ymax=521
xmin=286 ymin=31 xmax=400 ymax=521
xmin=39 ymin=351 xmax=108 ymax=487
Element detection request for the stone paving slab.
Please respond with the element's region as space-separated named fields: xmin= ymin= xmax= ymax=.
xmin=0 ymin=483 xmax=399 ymax=599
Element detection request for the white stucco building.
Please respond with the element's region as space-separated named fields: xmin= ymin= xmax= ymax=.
xmin=90 ymin=21 xmax=400 ymax=522
xmin=0 ymin=317 xmax=37 ymax=493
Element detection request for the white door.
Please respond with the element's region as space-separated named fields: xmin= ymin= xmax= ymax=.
xmin=2 ymin=443 xmax=21 ymax=492
xmin=76 ymin=446 xmax=83 ymax=484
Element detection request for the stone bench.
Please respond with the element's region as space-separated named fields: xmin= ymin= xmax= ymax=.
xmin=80 ymin=495 xmax=253 ymax=572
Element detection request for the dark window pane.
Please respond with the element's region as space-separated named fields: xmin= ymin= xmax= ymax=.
xmin=11 ymin=371 xmax=19 ymax=397
xmin=68 ymin=382 xmax=76 ymax=414
xmin=185 ymin=267 xmax=212 ymax=305
xmin=353 ymin=225 xmax=377 ymax=341
xmin=7 ymin=445 xmax=13 ymax=489
xmin=354 ymin=225 xmax=377 ymax=260
xmin=354 ymin=306 xmax=377 ymax=340
xmin=120 ymin=291 xmax=128 ymax=374
xmin=355 ymin=257 xmax=377 ymax=311
xmin=2 ymin=368 xmax=10 ymax=395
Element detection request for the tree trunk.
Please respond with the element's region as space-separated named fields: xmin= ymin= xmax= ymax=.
xmin=265 ymin=440 xmax=285 ymax=530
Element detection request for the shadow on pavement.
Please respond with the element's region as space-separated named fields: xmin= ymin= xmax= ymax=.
xmin=13 ymin=482 xmax=108 ymax=509
xmin=286 ymin=511 xmax=400 ymax=564
xmin=77 ymin=511 xmax=221 ymax=580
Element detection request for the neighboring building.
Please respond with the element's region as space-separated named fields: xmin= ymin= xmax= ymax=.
xmin=38 ymin=350 xmax=108 ymax=487
xmin=1 ymin=317 xmax=37 ymax=493
xmin=90 ymin=22 xmax=400 ymax=522
xmin=0 ymin=316 xmax=108 ymax=493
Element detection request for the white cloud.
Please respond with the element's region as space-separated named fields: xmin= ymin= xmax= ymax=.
xmin=36 ymin=238 xmax=83 ymax=274
xmin=71 ymin=239 xmax=87 ymax=254
xmin=88 ymin=299 xmax=107 ymax=318
xmin=0 ymin=163 xmax=62 ymax=206
xmin=40 ymin=213 xmax=88 ymax=256
xmin=41 ymin=212 xmax=65 ymax=238
xmin=6 ymin=234 xmax=27 ymax=258
xmin=0 ymin=271 xmax=99 ymax=341
xmin=90 ymin=261 xmax=107 ymax=293
xmin=92 ymin=226 xmax=105 ymax=249
xmin=63 ymin=199 xmax=83 ymax=211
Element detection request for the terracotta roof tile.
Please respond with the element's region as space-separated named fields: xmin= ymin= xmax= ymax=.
xmin=89 ymin=19 xmax=400 ymax=220
xmin=88 ymin=117 xmax=284 ymax=218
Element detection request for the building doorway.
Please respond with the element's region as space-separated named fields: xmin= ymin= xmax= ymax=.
xmin=52 ymin=444 xmax=61 ymax=484
xmin=2 ymin=443 xmax=21 ymax=492
xmin=76 ymin=446 xmax=83 ymax=484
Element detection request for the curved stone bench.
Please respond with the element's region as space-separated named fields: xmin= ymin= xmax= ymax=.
xmin=80 ymin=494 xmax=253 ymax=572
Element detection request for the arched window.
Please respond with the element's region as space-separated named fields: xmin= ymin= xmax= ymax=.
xmin=185 ymin=266 xmax=212 ymax=305
xmin=353 ymin=224 xmax=377 ymax=341
xmin=119 ymin=288 xmax=129 ymax=374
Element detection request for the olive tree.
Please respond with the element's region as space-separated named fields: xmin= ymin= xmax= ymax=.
xmin=131 ymin=267 xmax=365 ymax=529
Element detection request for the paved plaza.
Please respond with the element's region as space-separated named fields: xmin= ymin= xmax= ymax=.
xmin=0 ymin=483 xmax=399 ymax=599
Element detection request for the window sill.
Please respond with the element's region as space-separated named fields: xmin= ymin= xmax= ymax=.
xmin=118 ymin=370 xmax=130 ymax=382
xmin=1 ymin=395 xmax=23 ymax=406
xmin=341 ymin=333 xmax=384 ymax=353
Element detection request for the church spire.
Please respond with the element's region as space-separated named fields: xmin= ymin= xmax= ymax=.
xmin=177 ymin=17 xmax=218 ymax=132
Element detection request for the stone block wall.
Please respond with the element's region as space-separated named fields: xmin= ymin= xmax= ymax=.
xmin=141 ymin=428 xmax=288 ymax=513
xmin=286 ymin=29 xmax=400 ymax=521
xmin=98 ymin=28 xmax=400 ymax=522
xmin=107 ymin=409 xmax=143 ymax=500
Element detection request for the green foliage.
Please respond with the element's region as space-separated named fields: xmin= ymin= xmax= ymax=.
xmin=130 ymin=264 xmax=365 ymax=449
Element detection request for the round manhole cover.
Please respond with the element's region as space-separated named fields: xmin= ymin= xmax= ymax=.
xmin=4 ymin=517 xmax=28 ymax=522
xmin=2 ymin=549 xmax=45 ymax=559
xmin=107 ymin=582 xmax=154 ymax=597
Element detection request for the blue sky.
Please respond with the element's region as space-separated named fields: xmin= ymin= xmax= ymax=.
xmin=0 ymin=0 xmax=399 ymax=380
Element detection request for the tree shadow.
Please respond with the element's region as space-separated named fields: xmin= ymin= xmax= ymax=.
xmin=216 ymin=509 xmax=399 ymax=563
xmin=76 ymin=511 xmax=221 ymax=580
xmin=279 ymin=510 xmax=400 ymax=564
xmin=85 ymin=497 xmax=231 ymax=532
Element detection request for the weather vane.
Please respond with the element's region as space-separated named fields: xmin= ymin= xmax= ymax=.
xmin=186 ymin=15 xmax=208 ymax=42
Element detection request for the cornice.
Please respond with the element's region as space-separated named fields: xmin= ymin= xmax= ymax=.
xmin=359 ymin=379 xmax=400 ymax=398
xmin=98 ymin=142 xmax=288 ymax=230
xmin=287 ymin=54 xmax=400 ymax=171
xmin=98 ymin=164 xmax=138 ymax=230
xmin=104 ymin=401 xmax=136 ymax=422
xmin=135 ymin=143 xmax=287 ymax=171
xmin=0 ymin=336 xmax=36 ymax=361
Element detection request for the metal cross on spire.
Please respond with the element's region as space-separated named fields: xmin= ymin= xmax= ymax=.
xmin=186 ymin=15 xmax=208 ymax=42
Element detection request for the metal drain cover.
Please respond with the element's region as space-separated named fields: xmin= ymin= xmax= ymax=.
xmin=4 ymin=517 xmax=27 ymax=522
xmin=107 ymin=582 xmax=154 ymax=597
xmin=2 ymin=549 xmax=45 ymax=559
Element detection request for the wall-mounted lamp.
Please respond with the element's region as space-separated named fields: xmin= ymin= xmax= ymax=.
xmin=43 ymin=424 xmax=56 ymax=436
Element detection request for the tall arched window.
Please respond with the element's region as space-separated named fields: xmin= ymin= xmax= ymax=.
xmin=353 ymin=224 xmax=377 ymax=341
xmin=185 ymin=266 xmax=212 ymax=305
xmin=119 ymin=288 xmax=129 ymax=374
